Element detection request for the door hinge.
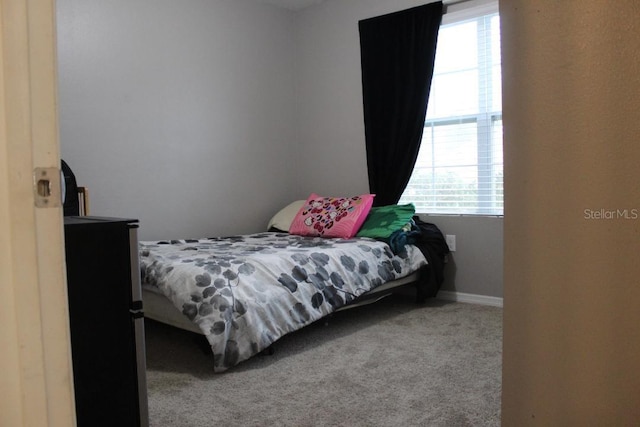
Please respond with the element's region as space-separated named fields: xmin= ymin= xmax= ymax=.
xmin=34 ymin=167 xmax=62 ymax=208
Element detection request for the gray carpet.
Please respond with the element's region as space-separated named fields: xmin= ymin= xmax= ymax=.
xmin=145 ymin=293 xmax=502 ymax=426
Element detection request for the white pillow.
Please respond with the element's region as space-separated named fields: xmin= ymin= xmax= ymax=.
xmin=267 ymin=200 xmax=306 ymax=231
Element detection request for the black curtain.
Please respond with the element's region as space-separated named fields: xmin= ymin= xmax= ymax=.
xmin=359 ymin=2 xmax=443 ymax=206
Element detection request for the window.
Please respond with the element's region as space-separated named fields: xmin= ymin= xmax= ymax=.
xmin=399 ymin=3 xmax=502 ymax=215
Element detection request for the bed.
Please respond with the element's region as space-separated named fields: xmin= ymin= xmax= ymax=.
xmin=140 ymin=196 xmax=449 ymax=372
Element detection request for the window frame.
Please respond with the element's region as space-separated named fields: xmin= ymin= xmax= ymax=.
xmin=400 ymin=0 xmax=503 ymax=217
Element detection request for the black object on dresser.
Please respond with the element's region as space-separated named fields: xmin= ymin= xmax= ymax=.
xmin=64 ymin=216 xmax=149 ymax=427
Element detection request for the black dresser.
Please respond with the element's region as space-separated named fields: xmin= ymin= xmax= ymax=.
xmin=64 ymin=216 xmax=148 ymax=427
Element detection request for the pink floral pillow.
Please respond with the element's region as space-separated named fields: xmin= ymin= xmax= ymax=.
xmin=289 ymin=193 xmax=375 ymax=238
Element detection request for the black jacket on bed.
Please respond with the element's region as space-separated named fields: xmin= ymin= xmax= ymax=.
xmin=388 ymin=217 xmax=450 ymax=301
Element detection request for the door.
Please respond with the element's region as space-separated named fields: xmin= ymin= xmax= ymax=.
xmin=0 ymin=0 xmax=75 ymax=426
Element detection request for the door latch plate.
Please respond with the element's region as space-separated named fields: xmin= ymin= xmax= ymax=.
xmin=34 ymin=167 xmax=62 ymax=208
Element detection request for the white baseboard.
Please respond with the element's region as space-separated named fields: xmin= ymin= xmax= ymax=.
xmin=436 ymin=290 xmax=503 ymax=308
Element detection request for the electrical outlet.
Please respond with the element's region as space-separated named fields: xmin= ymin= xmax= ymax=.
xmin=445 ymin=234 xmax=456 ymax=252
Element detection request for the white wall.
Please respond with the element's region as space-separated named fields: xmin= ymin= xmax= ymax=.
xmin=57 ymin=0 xmax=299 ymax=240
xmin=425 ymin=215 xmax=503 ymax=298
xmin=294 ymin=0 xmax=503 ymax=298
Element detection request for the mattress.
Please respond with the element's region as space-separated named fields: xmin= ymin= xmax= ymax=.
xmin=143 ymin=270 xmax=420 ymax=336
xmin=140 ymin=232 xmax=427 ymax=371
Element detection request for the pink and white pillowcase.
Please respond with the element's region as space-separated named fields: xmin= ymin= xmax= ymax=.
xmin=289 ymin=193 xmax=375 ymax=239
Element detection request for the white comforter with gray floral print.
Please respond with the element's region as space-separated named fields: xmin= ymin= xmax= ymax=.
xmin=140 ymin=232 xmax=427 ymax=371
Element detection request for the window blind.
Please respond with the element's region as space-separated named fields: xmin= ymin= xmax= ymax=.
xmin=399 ymin=0 xmax=502 ymax=215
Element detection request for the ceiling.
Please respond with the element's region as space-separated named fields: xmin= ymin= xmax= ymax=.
xmin=254 ymin=0 xmax=326 ymax=11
